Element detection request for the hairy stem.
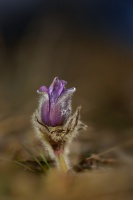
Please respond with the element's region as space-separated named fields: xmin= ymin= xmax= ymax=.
xmin=56 ymin=153 xmax=69 ymax=173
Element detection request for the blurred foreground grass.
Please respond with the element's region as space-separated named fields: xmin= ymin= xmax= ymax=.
xmin=0 ymin=162 xmax=133 ymax=200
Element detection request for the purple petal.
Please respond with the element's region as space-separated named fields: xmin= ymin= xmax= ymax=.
xmin=49 ymin=77 xmax=67 ymax=103
xmin=41 ymin=100 xmax=50 ymax=125
xmin=37 ymin=86 xmax=48 ymax=93
xmin=49 ymin=104 xmax=64 ymax=126
xmin=41 ymin=102 xmax=64 ymax=127
xmin=48 ymin=77 xmax=58 ymax=95
xmin=57 ymin=87 xmax=76 ymax=103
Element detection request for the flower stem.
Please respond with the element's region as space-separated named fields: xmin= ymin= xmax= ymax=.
xmin=56 ymin=153 xmax=69 ymax=173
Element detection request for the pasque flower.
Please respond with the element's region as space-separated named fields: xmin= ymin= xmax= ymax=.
xmin=32 ymin=77 xmax=87 ymax=172
xmin=38 ymin=77 xmax=76 ymax=127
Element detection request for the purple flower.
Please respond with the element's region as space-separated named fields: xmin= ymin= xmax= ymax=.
xmin=37 ymin=77 xmax=76 ymax=127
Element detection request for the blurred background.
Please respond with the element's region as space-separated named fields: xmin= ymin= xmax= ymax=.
xmin=1 ymin=0 xmax=133 ymax=199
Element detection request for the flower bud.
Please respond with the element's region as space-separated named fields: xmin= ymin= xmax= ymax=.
xmin=38 ymin=77 xmax=76 ymax=127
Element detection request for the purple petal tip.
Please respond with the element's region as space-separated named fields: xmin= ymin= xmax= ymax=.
xmin=37 ymin=86 xmax=48 ymax=93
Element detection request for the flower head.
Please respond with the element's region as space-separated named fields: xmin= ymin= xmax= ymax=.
xmin=37 ymin=77 xmax=76 ymax=127
xmin=32 ymin=77 xmax=87 ymax=172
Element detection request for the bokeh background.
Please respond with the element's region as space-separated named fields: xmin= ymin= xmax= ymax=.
xmin=1 ymin=0 xmax=133 ymax=199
